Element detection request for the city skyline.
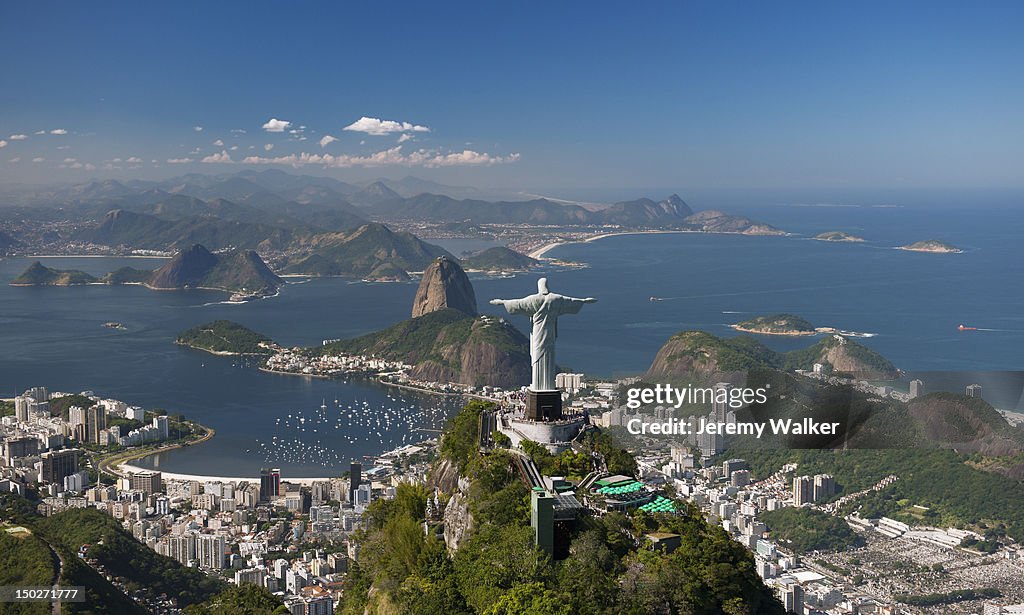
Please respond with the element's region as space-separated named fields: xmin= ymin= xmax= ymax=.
xmin=2 ymin=1 xmax=1023 ymax=191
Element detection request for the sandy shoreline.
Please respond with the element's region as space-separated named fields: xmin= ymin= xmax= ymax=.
xmin=528 ymin=228 xmax=787 ymax=259
xmin=528 ymin=230 xmax=701 ymax=258
xmin=100 ymin=422 xmax=216 ymax=479
xmin=117 ymin=463 xmax=337 ymax=485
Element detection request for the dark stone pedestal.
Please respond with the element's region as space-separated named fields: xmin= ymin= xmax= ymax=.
xmin=526 ymin=389 xmax=563 ymax=422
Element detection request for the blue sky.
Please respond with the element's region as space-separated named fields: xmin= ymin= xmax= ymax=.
xmin=1 ymin=1 xmax=1022 ymax=192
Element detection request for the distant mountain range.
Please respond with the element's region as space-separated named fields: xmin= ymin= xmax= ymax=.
xmin=282 ymin=223 xmax=452 ymax=278
xmin=5 ymin=171 xmax=775 ymax=232
xmin=77 ymin=208 xmax=309 ymax=252
xmin=364 ymin=193 xmax=696 ymax=227
xmin=1 ymin=170 xmax=513 ymax=207
xmin=2 ymin=170 xmax=784 ymax=277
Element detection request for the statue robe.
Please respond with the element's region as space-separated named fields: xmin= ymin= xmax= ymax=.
xmin=496 ymin=292 xmax=589 ymax=391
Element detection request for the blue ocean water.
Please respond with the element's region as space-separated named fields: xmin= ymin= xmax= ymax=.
xmin=1 ymin=203 xmax=1021 ymax=475
xmin=500 ymin=204 xmax=1024 ymax=378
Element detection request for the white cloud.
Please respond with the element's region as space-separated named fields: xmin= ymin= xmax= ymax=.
xmin=9 ymin=157 xmax=21 ymax=162
xmin=212 ymin=139 xmax=224 ymax=146
xmin=397 ymin=133 xmax=413 ymax=143
xmin=126 ymin=156 xmax=142 ymax=163
xmin=229 ymin=145 xmax=238 ymax=151
xmin=423 ymin=149 xmax=521 ymax=167
xmin=343 ymin=116 xmax=430 ymax=136
xmin=167 ymin=157 xmax=193 ymax=164
xmin=234 ymin=146 xmax=519 ymax=169
xmin=264 ymin=143 xmax=274 ymax=151
xmin=319 ymin=135 xmax=337 ymax=148
xmin=57 ymin=145 xmax=71 ymax=150
xmin=262 ymin=118 xmax=291 ymax=133
xmin=201 ymin=151 xmax=233 ymax=163
xmin=32 ymin=157 xmax=45 ymax=162
xmin=63 ymin=157 xmax=77 ymax=163
xmin=193 ymin=126 xmax=203 ymax=132
xmin=34 ymin=130 xmax=45 ymax=135
xmin=0 ymin=140 xmax=6 ymax=148
xmin=230 ymin=128 xmax=247 ymax=134
xmin=9 ymin=134 xmax=27 ymax=140
xmin=50 ymin=128 xmax=68 ymax=135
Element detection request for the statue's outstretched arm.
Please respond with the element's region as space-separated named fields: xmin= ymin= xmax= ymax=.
xmin=490 ymin=297 xmax=536 ymax=315
xmin=550 ymin=295 xmax=595 ymax=316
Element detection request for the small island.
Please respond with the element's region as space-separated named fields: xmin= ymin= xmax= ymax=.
xmin=363 ymin=262 xmax=412 ymax=282
xmin=176 ymin=320 xmax=276 ymax=355
xmin=460 ymin=246 xmax=539 ymax=272
xmin=814 ymin=231 xmax=865 ymax=243
xmin=731 ymin=313 xmax=817 ymax=336
xmin=899 ymin=239 xmax=962 ymax=253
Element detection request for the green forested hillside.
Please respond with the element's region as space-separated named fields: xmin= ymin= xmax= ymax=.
xmin=337 ymin=400 xmax=785 ymax=615
xmin=732 ymin=448 xmax=1024 ymax=542
xmin=0 ymin=497 xmax=227 ymax=614
xmin=177 ymin=320 xmax=273 ymax=355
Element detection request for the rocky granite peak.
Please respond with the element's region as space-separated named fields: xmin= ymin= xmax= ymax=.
xmin=411 ymin=256 xmax=478 ymax=318
xmin=148 ymin=244 xmax=282 ymax=295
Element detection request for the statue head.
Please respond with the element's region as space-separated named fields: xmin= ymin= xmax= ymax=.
xmin=538 ymin=277 xmax=550 ymax=295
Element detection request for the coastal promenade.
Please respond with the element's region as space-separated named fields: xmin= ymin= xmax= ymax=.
xmin=116 ymin=463 xmax=336 ymax=486
xmin=97 ymin=422 xmax=216 ymax=479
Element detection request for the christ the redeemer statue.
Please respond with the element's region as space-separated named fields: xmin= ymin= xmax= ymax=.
xmin=490 ymin=277 xmax=596 ymax=392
